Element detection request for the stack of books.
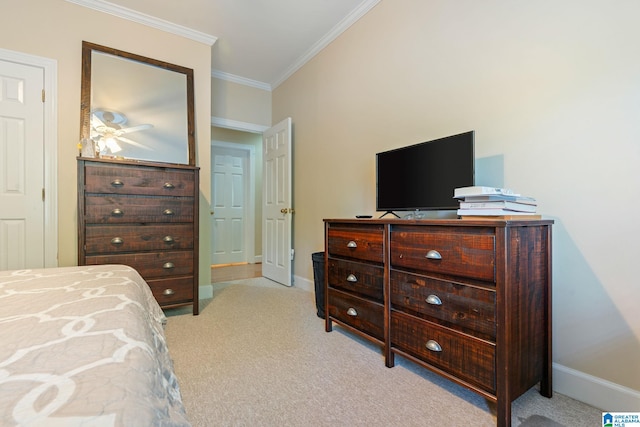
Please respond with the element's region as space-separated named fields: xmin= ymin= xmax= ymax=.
xmin=454 ymin=186 xmax=540 ymax=219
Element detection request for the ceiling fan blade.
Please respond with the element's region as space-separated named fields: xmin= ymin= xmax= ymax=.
xmin=117 ymin=124 xmax=153 ymax=134
xmin=117 ymin=136 xmax=153 ymax=150
xmin=91 ymin=114 xmax=107 ymax=129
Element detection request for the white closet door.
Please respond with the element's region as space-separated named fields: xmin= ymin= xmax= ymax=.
xmin=211 ymin=145 xmax=248 ymax=265
xmin=0 ymin=59 xmax=45 ymax=269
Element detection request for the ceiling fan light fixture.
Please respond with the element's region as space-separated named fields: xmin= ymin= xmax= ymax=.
xmin=91 ymin=109 xmax=153 ymax=154
xmin=93 ymin=109 xmax=127 ymax=126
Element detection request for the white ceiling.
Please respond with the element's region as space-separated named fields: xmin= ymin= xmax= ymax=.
xmin=77 ymin=0 xmax=380 ymax=89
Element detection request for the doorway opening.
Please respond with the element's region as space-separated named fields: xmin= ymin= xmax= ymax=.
xmin=210 ymin=127 xmax=263 ymax=271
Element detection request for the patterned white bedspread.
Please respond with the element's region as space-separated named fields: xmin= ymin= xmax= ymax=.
xmin=0 ymin=265 xmax=190 ymax=427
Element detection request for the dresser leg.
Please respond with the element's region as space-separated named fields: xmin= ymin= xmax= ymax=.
xmin=385 ymin=351 xmax=395 ymax=368
xmin=540 ymin=375 xmax=553 ymax=398
xmin=497 ymin=399 xmax=511 ymax=427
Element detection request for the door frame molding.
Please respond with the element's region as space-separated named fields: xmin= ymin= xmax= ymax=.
xmin=211 ymin=140 xmax=256 ymax=265
xmin=0 ymin=48 xmax=58 ymax=267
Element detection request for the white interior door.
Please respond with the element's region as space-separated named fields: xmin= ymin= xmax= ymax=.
xmin=0 ymin=59 xmax=45 ymax=269
xmin=211 ymin=144 xmax=249 ymax=265
xmin=262 ymin=117 xmax=293 ymax=286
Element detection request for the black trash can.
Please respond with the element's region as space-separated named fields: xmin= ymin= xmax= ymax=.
xmin=311 ymin=252 xmax=325 ymax=319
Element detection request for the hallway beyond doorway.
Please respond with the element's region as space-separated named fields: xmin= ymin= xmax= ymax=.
xmin=211 ymin=263 xmax=262 ymax=283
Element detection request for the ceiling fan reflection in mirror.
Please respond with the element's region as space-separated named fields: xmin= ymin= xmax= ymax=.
xmin=91 ymin=109 xmax=153 ymax=154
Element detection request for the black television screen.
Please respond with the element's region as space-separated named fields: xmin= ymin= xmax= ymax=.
xmin=376 ymin=131 xmax=474 ymax=212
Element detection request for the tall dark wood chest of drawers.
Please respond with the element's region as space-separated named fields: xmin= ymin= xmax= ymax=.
xmin=78 ymin=158 xmax=199 ymax=314
xmin=324 ymin=218 xmax=553 ymax=427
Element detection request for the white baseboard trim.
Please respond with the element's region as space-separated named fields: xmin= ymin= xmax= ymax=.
xmin=199 ymin=284 xmax=213 ymax=300
xmin=553 ymin=362 xmax=640 ymax=411
xmin=293 ymin=274 xmax=314 ymax=293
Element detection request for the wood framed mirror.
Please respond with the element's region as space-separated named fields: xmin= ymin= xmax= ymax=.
xmin=80 ymin=41 xmax=195 ymax=165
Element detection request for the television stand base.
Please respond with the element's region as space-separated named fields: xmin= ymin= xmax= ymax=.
xmin=379 ymin=211 xmax=400 ymax=219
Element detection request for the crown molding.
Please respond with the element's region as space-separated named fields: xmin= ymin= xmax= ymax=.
xmin=65 ymin=0 xmax=217 ymax=46
xmin=211 ymin=70 xmax=272 ymax=92
xmin=68 ymin=0 xmax=380 ymax=90
xmin=271 ymin=0 xmax=381 ymax=89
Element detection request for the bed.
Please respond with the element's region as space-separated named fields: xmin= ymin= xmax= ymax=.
xmin=0 ymin=264 xmax=190 ymax=426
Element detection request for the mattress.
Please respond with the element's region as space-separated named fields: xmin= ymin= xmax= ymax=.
xmin=0 ymin=264 xmax=190 ymax=426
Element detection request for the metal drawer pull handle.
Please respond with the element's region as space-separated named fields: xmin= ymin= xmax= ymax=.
xmin=163 ymin=288 xmax=175 ymax=296
xmin=425 ymin=249 xmax=442 ymax=260
xmin=110 ymin=237 xmax=123 ymax=245
xmin=425 ymin=340 xmax=442 ymax=352
xmin=346 ymin=307 xmax=358 ymax=316
xmin=163 ymin=209 xmax=175 ymax=216
xmin=163 ymin=236 xmax=174 ymax=243
xmin=163 ymin=182 xmax=175 ymax=189
xmin=163 ymin=262 xmax=175 ymax=269
xmin=347 ymin=240 xmax=357 ymax=248
xmin=346 ymin=274 xmax=357 ymax=283
xmin=111 ymin=208 xmax=123 ymax=216
xmin=111 ymin=179 xmax=124 ymax=187
xmin=426 ymin=294 xmax=442 ymax=305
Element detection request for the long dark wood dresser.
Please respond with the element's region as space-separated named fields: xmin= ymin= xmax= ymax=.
xmin=324 ymin=218 xmax=553 ymax=427
xmin=78 ymin=158 xmax=199 ymax=314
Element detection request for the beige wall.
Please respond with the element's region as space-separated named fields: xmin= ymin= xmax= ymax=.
xmin=0 ymin=0 xmax=212 ymax=287
xmin=273 ymin=0 xmax=640 ymax=404
xmin=212 ymin=77 xmax=271 ymax=127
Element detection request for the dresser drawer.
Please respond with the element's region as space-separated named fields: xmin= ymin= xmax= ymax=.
xmin=83 ymin=164 xmax=195 ymax=196
xmin=328 ymin=258 xmax=383 ymax=302
xmin=327 ymin=226 xmax=384 ymax=263
xmin=390 ymin=270 xmax=496 ymax=339
xmin=84 ymin=251 xmax=193 ymax=278
xmin=84 ymin=195 xmax=194 ymax=224
xmin=147 ymin=276 xmax=194 ymax=305
xmin=391 ymin=311 xmax=496 ymax=393
xmin=390 ymin=227 xmax=495 ymax=281
xmin=328 ymin=288 xmax=384 ymax=341
xmin=85 ymin=224 xmax=193 ymax=254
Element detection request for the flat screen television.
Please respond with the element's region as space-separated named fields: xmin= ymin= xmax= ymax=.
xmin=376 ymin=131 xmax=474 ymax=213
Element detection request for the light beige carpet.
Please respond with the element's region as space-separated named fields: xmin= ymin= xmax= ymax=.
xmin=164 ymin=278 xmax=601 ymax=427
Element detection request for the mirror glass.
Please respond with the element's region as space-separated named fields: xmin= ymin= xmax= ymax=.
xmin=80 ymin=42 xmax=195 ymax=165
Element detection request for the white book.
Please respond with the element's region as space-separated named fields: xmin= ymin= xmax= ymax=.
xmin=453 ymin=186 xmax=519 ymax=199
xmin=459 ymin=201 xmax=537 ymax=212
xmin=460 ymin=194 xmax=537 ymax=204
xmin=457 ymin=208 xmax=537 ymax=216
